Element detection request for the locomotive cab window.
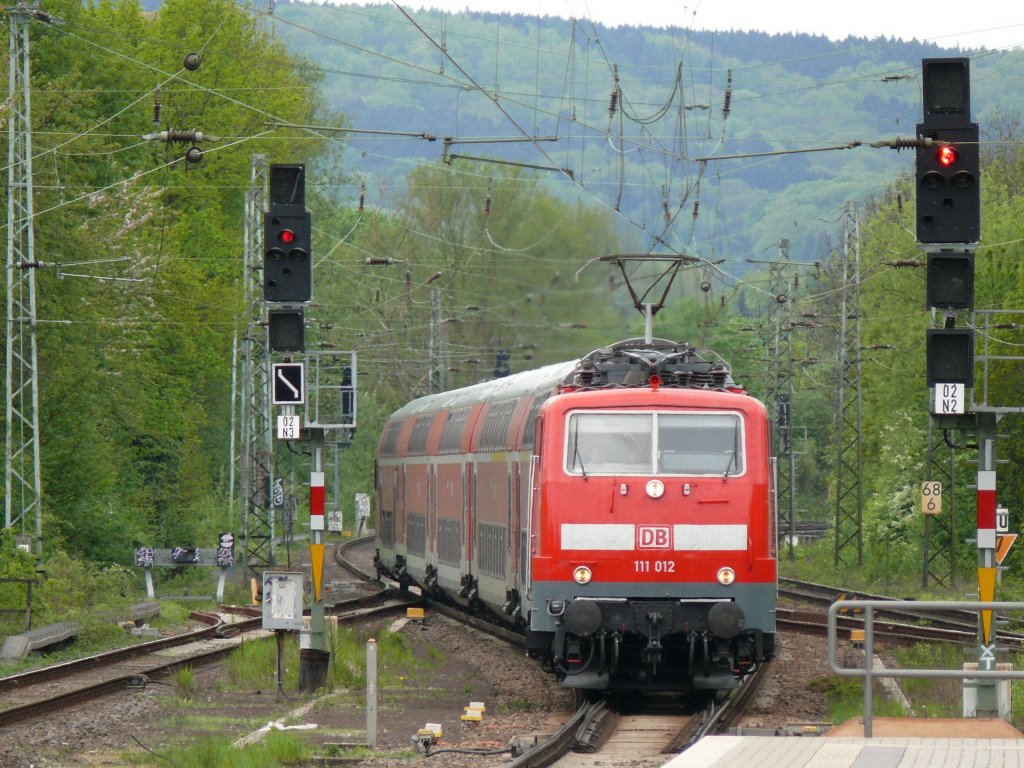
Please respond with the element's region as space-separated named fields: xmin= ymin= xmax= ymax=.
xmin=565 ymin=411 xmax=743 ymax=476
xmin=657 ymin=413 xmax=743 ymax=475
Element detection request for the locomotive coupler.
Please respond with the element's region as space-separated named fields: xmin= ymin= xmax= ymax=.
xmin=553 ymin=621 xmax=567 ymax=665
xmin=643 ymin=612 xmax=664 ymax=671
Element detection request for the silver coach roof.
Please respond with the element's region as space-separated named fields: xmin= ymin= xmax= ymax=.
xmin=387 ymin=360 xmax=577 ymax=421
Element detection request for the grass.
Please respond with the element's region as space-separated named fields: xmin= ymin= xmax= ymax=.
xmin=890 ymin=642 xmax=965 ymax=718
xmin=172 ymin=666 xmax=196 ymax=699
xmin=327 ymin=624 xmax=439 ymax=690
xmin=133 ymin=732 xmax=310 ymax=768
xmin=810 ymin=675 xmax=910 ymax=724
xmin=223 ymin=634 xmax=297 ymax=691
xmin=501 ymin=698 xmax=536 ymax=712
xmin=827 ymin=640 xmax=1024 ymax=728
xmin=220 ymin=623 xmax=439 ymax=694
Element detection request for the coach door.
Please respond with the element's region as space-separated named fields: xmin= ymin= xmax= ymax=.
xmin=378 ymin=463 xmax=396 ymax=548
xmin=524 ymin=413 xmax=544 ymax=599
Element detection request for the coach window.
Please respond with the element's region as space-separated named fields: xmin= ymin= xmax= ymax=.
xmin=657 ymin=413 xmax=743 ymax=475
xmin=566 ymin=413 xmax=652 ymax=475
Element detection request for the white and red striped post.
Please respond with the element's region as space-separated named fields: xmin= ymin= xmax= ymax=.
xmin=310 ymin=469 xmax=325 ymax=601
xmin=299 ymin=428 xmax=329 ymax=693
xmin=975 ymin=425 xmax=998 ymax=716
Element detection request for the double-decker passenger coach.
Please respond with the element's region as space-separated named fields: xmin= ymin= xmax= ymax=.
xmin=375 ymin=338 xmax=777 ymax=693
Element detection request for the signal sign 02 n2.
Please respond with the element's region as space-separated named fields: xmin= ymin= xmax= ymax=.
xmin=931 ymin=382 xmax=965 ymax=415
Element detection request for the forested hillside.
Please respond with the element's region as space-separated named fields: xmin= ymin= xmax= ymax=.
xmin=3 ymin=0 xmax=1024 ymax=618
xmin=274 ymin=2 xmax=1024 ymax=264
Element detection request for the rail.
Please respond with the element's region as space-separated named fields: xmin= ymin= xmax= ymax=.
xmin=505 ymin=700 xmax=605 ymax=768
xmin=827 ymin=599 xmax=1024 ymax=737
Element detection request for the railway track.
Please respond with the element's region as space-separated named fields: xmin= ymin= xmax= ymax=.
xmin=779 ymin=577 xmax=1024 ymax=649
xmin=504 ymin=663 xmax=769 ymax=768
xmin=508 ymin=699 xmax=695 ymax=768
xmin=0 ymin=567 xmax=409 ymax=728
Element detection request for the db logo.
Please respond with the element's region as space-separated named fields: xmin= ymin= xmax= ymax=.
xmin=638 ymin=525 xmax=671 ymax=549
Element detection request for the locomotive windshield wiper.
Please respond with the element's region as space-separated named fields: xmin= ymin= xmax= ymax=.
xmin=721 ymin=450 xmax=736 ymax=478
xmin=722 ymin=426 xmax=740 ymax=478
xmin=572 ymin=422 xmax=588 ymax=479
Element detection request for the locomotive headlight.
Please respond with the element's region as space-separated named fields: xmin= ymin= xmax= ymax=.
xmin=573 ymin=565 xmax=593 ymax=584
xmin=717 ymin=566 xmax=736 ymax=586
xmin=646 ymin=479 xmax=665 ymax=499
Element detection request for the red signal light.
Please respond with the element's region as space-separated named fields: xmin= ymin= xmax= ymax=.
xmin=278 ymin=229 xmax=296 ymax=244
xmin=937 ymin=144 xmax=958 ymax=167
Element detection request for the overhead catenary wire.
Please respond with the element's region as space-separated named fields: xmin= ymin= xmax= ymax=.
xmin=22 ymin=0 xmax=1015 ymax=348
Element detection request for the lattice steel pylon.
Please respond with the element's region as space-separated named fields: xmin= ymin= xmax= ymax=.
xmin=4 ymin=4 xmax=44 ymax=548
xmin=923 ymin=419 xmax=956 ymax=588
xmin=428 ymin=285 xmax=446 ymax=394
xmin=834 ymin=204 xmax=863 ymax=566
xmin=238 ymin=155 xmax=275 ymax=580
xmin=768 ymin=240 xmax=796 ymax=559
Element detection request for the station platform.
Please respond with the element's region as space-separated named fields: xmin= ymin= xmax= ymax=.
xmin=668 ymin=718 xmax=1024 ymax=767
xmin=1 ymin=621 xmax=80 ymax=661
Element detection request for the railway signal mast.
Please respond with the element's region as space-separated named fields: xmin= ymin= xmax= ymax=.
xmin=916 ymin=58 xmax=1001 ymax=718
xmin=260 ymin=165 xmax=357 ymax=693
xmin=261 ymin=164 xmax=326 ymax=692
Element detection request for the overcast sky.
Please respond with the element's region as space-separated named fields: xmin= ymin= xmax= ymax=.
xmin=342 ymin=1 xmax=1024 ymax=51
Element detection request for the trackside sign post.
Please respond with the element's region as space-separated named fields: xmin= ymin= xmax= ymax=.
xmin=921 ymin=481 xmax=941 ymax=515
xmin=272 ymin=363 xmax=304 ymax=404
xmin=273 ymin=363 xmax=303 ymax=440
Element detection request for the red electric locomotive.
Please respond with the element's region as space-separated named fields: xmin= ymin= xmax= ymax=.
xmin=374 ymin=338 xmax=777 ymax=692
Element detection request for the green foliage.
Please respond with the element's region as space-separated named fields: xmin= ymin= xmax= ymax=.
xmin=858 ymin=410 xmax=929 ymax=585
xmin=36 ymin=550 xmax=136 ymax=619
xmin=0 ymin=530 xmax=36 ymax=579
xmin=154 ymin=600 xmax=192 ymax=626
xmin=327 ymin=163 xmax=626 ymax=407
xmin=0 ymin=0 xmax=325 ymax=569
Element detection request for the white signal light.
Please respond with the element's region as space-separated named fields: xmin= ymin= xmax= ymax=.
xmin=573 ymin=565 xmax=592 ymax=584
xmin=717 ymin=567 xmax=736 ymax=586
xmin=646 ymin=479 xmax=665 ymax=499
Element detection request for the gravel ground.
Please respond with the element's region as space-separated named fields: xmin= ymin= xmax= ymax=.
xmin=0 ymin=615 xmax=837 ymax=767
xmin=0 ymin=540 xmax=839 ymax=766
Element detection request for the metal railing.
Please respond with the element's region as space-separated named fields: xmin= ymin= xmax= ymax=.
xmin=827 ymin=599 xmax=1024 ymax=736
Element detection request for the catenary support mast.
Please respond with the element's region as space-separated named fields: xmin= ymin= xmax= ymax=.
xmin=240 ymin=155 xmax=275 ymax=581
xmin=4 ymin=4 xmax=58 ymax=550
